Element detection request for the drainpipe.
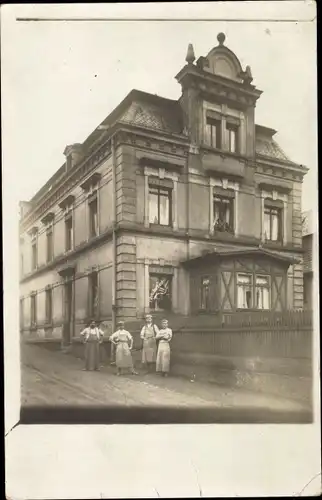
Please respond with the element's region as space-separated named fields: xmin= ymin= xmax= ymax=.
xmin=111 ymin=135 xmax=117 ymax=335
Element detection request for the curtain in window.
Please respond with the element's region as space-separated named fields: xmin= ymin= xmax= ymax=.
xmin=255 ymin=276 xmax=270 ymax=309
xmin=263 ymin=210 xmax=270 ymax=239
xmin=237 ymin=274 xmax=252 ymax=309
xmin=271 ymin=211 xmax=279 ymax=241
xmin=149 ymin=189 xmax=159 ymax=224
xmin=159 ymin=190 xmax=170 ymax=225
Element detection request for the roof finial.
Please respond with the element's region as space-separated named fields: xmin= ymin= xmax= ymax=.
xmin=217 ymin=32 xmax=226 ymax=45
xmin=185 ymin=43 xmax=195 ymax=64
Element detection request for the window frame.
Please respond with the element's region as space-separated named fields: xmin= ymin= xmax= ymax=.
xmin=45 ymin=287 xmax=53 ymax=324
xmin=254 ymin=275 xmax=271 ymax=310
xmin=148 ymin=184 xmax=172 ymax=227
xmin=199 ymin=275 xmax=211 ymax=312
xmin=206 ymin=117 xmax=222 ymax=149
xmin=65 ymin=213 xmax=74 ymax=252
xmin=226 ymin=123 xmax=239 ymax=153
xmin=213 ymin=193 xmax=235 ymax=233
xmin=88 ymin=191 xmax=99 ymax=239
xmin=88 ymin=271 xmax=99 ymax=319
xmin=149 ymin=273 xmax=172 ymax=312
xmin=263 ymin=200 xmax=283 ymax=242
xmin=236 ymin=272 xmax=271 ymax=310
xmin=31 ymin=239 xmax=38 ymax=271
xmin=46 ymin=226 xmax=54 ymax=263
xmin=30 ymin=293 xmax=37 ymax=326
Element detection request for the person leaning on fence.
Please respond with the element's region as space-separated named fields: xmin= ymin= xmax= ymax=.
xmin=80 ymin=320 xmax=104 ymax=371
xmin=155 ymin=319 xmax=172 ymax=377
xmin=109 ymin=321 xmax=138 ymax=376
xmin=140 ymin=314 xmax=159 ymax=373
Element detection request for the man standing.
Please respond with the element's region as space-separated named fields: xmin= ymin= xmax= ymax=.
xmin=80 ymin=320 xmax=104 ymax=371
xmin=140 ymin=314 xmax=159 ymax=373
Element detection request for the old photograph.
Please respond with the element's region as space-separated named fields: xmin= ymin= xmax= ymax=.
xmin=11 ymin=14 xmax=317 ymax=425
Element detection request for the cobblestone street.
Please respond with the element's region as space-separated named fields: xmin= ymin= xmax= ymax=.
xmin=20 ymin=343 xmax=311 ymax=423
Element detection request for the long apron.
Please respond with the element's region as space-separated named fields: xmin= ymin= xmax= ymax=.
xmin=156 ymin=341 xmax=171 ymax=373
xmin=115 ymin=341 xmax=133 ymax=369
xmin=142 ymin=326 xmax=157 ymax=363
xmin=84 ymin=336 xmax=100 ymax=370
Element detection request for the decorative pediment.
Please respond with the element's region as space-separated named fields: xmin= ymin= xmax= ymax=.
xmin=200 ymin=33 xmax=253 ymax=85
xmin=40 ymin=211 xmax=55 ymax=225
xmin=80 ymin=172 xmax=101 ymax=191
xmin=57 ymin=262 xmax=76 ymax=278
xmin=27 ymin=226 xmax=38 ymax=237
xmin=136 ymin=150 xmax=185 ymax=171
xmin=58 ymin=194 xmax=75 ymax=210
xmin=258 ymin=179 xmax=292 ymax=193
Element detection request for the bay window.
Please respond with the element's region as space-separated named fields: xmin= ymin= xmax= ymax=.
xmin=237 ymin=273 xmax=270 ymax=310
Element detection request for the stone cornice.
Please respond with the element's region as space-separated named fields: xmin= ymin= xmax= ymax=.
xmin=20 ymin=124 xmax=189 ymax=234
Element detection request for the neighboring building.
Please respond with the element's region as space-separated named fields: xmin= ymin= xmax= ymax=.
xmin=19 ymin=33 xmax=308 ymax=344
xmin=302 ymin=210 xmax=314 ymax=310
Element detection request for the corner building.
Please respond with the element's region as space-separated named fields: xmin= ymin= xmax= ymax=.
xmin=19 ymin=34 xmax=308 ymax=344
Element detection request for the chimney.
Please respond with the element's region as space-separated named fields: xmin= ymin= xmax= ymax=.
xmin=64 ymin=143 xmax=84 ymax=171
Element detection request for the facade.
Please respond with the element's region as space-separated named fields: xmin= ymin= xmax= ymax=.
xmin=19 ymin=33 xmax=308 ymax=344
xmin=302 ymin=210 xmax=314 ymax=310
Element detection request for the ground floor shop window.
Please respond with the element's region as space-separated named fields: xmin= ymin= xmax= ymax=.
xmin=149 ymin=274 xmax=172 ymax=311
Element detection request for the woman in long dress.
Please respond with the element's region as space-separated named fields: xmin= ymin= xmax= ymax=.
xmin=140 ymin=314 xmax=159 ymax=373
xmin=80 ymin=320 xmax=104 ymax=371
xmin=156 ymin=319 xmax=172 ymax=377
xmin=109 ymin=321 xmax=138 ymax=376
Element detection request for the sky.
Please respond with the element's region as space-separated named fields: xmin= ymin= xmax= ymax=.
xmin=2 ymin=4 xmax=317 ymax=212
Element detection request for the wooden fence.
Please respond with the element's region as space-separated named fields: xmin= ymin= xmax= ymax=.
xmin=167 ymin=310 xmax=313 ymax=360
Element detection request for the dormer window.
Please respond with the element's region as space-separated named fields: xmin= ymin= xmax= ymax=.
xmin=227 ymin=124 xmax=238 ymax=153
xmin=206 ymin=117 xmax=221 ymax=149
xmin=226 ymin=116 xmax=240 ymax=153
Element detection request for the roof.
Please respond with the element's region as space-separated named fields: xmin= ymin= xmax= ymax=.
xmin=28 ymin=90 xmax=183 ymax=206
xmin=182 ymin=246 xmax=300 ymax=267
xmin=26 ymin=91 xmax=295 ymax=207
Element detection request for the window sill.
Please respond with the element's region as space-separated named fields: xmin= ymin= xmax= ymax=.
xmin=236 ymin=308 xmax=271 ymax=312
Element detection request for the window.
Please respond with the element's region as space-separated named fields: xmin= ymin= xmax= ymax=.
xmin=237 ymin=274 xmax=253 ymax=309
xmin=45 ymin=288 xmax=53 ymax=323
xmin=65 ymin=215 xmax=73 ymax=252
xmin=264 ymin=203 xmax=282 ymax=242
xmin=46 ymin=228 xmax=53 ymax=263
xmin=206 ymin=118 xmax=221 ymax=149
xmin=227 ymin=124 xmax=238 ymax=153
xmin=88 ymin=271 xmax=99 ymax=318
xmin=31 ymin=241 xmax=38 ymax=270
xmin=149 ymin=274 xmax=172 ymax=311
xmin=200 ymin=276 xmax=210 ymax=311
xmin=89 ymin=194 xmax=98 ymax=238
xmin=237 ymin=273 xmax=271 ymax=310
xmin=149 ymin=186 xmax=172 ymax=226
xmin=255 ymin=276 xmax=270 ymax=309
xmin=213 ymin=195 xmax=234 ymax=233
xmin=20 ymin=253 xmax=24 ymax=275
xmin=20 ymin=298 xmax=24 ymax=330
xmin=30 ymin=293 xmax=37 ymax=325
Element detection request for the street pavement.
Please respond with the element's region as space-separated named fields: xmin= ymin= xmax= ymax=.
xmin=21 ymin=343 xmax=312 ymax=423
